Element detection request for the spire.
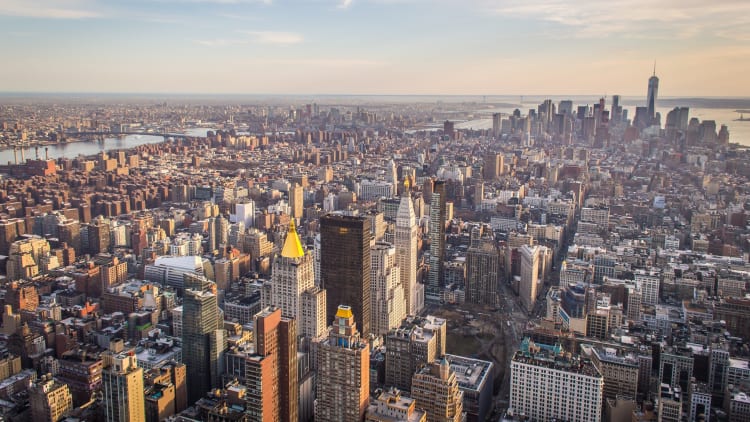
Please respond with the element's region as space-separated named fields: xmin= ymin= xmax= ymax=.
xmin=281 ymin=219 xmax=305 ymax=258
xmin=653 ymin=61 xmax=656 ymax=77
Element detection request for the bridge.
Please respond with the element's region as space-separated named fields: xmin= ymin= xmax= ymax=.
xmin=67 ymin=131 xmax=205 ymax=140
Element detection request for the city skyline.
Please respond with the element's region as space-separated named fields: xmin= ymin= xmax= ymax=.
xmin=2 ymin=0 xmax=749 ymax=96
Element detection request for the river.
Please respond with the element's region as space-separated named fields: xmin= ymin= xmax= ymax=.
xmin=0 ymin=128 xmax=215 ymax=164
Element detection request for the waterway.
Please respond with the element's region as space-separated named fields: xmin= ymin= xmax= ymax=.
xmin=0 ymin=128 xmax=216 ymax=164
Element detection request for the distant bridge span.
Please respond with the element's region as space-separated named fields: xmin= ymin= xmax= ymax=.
xmin=69 ymin=131 xmax=206 ymax=140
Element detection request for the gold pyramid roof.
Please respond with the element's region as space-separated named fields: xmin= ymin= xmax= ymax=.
xmin=281 ymin=219 xmax=305 ymax=258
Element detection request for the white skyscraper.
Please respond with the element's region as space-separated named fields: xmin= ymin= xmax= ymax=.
xmin=270 ymin=220 xmax=314 ymax=320
xmin=231 ymin=199 xmax=255 ymax=228
xmin=396 ymin=189 xmax=421 ymax=315
xmin=370 ymin=242 xmax=406 ymax=335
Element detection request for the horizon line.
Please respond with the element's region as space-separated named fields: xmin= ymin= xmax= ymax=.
xmin=1 ymin=91 xmax=750 ymax=100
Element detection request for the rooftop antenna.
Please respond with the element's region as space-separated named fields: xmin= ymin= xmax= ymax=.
xmin=653 ymin=61 xmax=656 ymax=77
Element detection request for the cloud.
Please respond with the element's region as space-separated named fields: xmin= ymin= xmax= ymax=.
xmin=480 ymin=0 xmax=750 ymax=40
xmin=195 ymin=30 xmax=303 ymax=46
xmin=0 ymin=0 xmax=100 ymax=19
xmin=241 ymin=31 xmax=303 ymax=44
xmin=338 ymin=0 xmax=353 ymax=9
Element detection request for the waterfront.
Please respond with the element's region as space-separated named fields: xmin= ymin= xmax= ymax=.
xmin=0 ymin=127 xmax=216 ymax=164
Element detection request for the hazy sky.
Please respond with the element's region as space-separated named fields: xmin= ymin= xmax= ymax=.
xmin=2 ymin=0 xmax=749 ymax=96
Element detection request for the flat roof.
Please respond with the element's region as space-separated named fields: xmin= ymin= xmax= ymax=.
xmin=446 ymin=354 xmax=493 ymax=392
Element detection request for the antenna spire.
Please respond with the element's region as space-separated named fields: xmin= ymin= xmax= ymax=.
xmin=653 ymin=61 xmax=656 ymax=77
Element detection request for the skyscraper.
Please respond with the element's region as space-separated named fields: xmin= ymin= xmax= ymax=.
xmin=647 ymin=67 xmax=659 ymax=124
xmin=316 ymin=306 xmax=370 ymax=422
xmin=102 ymin=352 xmax=145 ymax=422
xmin=320 ymin=214 xmax=372 ymax=335
xmin=395 ymin=188 xmax=421 ymax=315
xmin=270 ymin=219 xmax=314 ymax=321
xmin=465 ymin=237 xmax=500 ymax=306
xmin=246 ymin=307 xmax=298 ymax=422
xmin=519 ymin=244 xmax=540 ymax=313
xmin=510 ymin=339 xmax=603 ymax=422
xmin=290 ymin=183 xmax=304 ymax=220
xmin=426 ymin=180 xmax=447 ymax=303
xmin=370 ymin=242 xmax=406 ymax=335
xmin=411 ymin=358 xmax=464 ymax=422
xmin=182 ymin=283 xmax=226 ymax=404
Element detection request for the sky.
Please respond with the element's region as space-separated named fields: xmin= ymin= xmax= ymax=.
xmin=1 ymin=0 xmax=750 ymax=96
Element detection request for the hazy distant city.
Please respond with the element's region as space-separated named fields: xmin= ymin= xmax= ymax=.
xmin=3 ymin=0 xmax=750 ymax=421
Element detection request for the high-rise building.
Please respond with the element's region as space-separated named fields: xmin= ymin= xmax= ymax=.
xmin=427 ymin=180 xmax=447 ymax=303
xmin=647 ymin=68 xmax=659 ymax=124
xmin=246 ymin=307 xmax=298 ymax=422
xmin=300 ymin=286 xmax=327 ymax=340
xmin=102 ymin=352 xmax=145 ymax=422
xmin=370 ymin=242 xmax=406 ymax=335
xmin=465 ymin=237 xmax=500 ymax=306
xmin=231 ymin=199 xmax=256 ymax=228
xmin=482 ymin=153 xmax=503 ymax=180
xmin=411 ymin=358 xmax=464 ymax=422
xmin=589 ymin=347 xmax=639 ymax=401
xmin=320 ymin=214 xmax=372 ymax=335
xmin=87 ymin=216 xmax=111 ymax=255
xmin=519 ymin=245 xmax=540 ymax=312
xmin=315 ymin=306 xmax=370 ymax=422
xmin=182 ymin=284 xmax=226 ymax=404
xmin=290 ymin=183 xmax=304 ymax=219
xmin=491 ymin=113 xmax=502 ymax=138
xmin=385 ymin=315 xmax=446 ymax=393
xmin=270 ymin=219 xmax=314 ymax=321
xmin=395 ymin=190 xmax=421 ymax=315
xmin=29 ymin=374 xmax=73 ymax=422
xmin=510 ymin=339 xmax=603 ymax=422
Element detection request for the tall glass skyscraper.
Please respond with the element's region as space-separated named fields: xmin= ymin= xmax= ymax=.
xmin=182 ymin=283 xmax=225 ymax=404
xmin=320 ymin=213 xmax=372 ymax=336
xmin=647 ymin=68 xmax=659 ymax=123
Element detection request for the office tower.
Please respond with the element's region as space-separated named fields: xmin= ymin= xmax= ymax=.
xmin=232 ymin=199 xmax=256 ymax=228
xmin=270 ymin=219 xmax=314 ymax=320
xmin=246 ymin=307 xmax=298 ymax=422
xmin=300 ymin=286 xmax=327 ymax=339
xmin=426 ymin=180 xmax=447 ymax=303
xmin=290 ymin=183 xmax=304 ymax=219
xmin=482 ymin=153 xmax=503 ymax=180
xmin=491 ymin=113 xmax=502 ymax=138
xmin=29 ymin=374 xmax=73 ymax=422
xmin=510 ymin=339 xmax=603 ymax=422
xmin=315 ymin=306 xmax=370 ymax=422
xmin=647 ymin=67 xmax=659 ymax=124
xmin=182 ymin=284 xmax=226 ymax=404
xmin=320 ymin=214 xmax=372 ymax=335
xmin=102 ymin=352 xmax=145 ymax=422
xmin=445 ymin=354 xmax=494 ymax=422
xmin=519 ymin=245 xmax=540 ymax=312
xmin=465 ymin=237 xmax=500 ymax=306
xmin=411 ymin=358 xmax=464 ymax=422
xmin=634 ymin=271 xmax=660 ymax=306
xmin=385 ymin=315 xmax=446 ymax=392
xmin=396 ymin=190 xmax=421 ymax=315
xmin=370 ymin=242 xmax=406 ymax=336
xmin=589 ymin=347 xmax=639 ymax=401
